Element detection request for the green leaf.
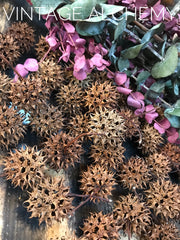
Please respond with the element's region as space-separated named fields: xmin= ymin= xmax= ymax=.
xmin=76 ymin=21 xmax=105 ymax=36
xmin=164 ymin=111 xmax=180 ymax=128
xmin=149 ymin=80 xmax=166 ymax=93
xmin=118 ymin=57 xmax=129 ymax=72
xmin=31 ymin=0 xmax=66 ymax=14
xmin=173 ymin=80 xmax=179 ymax=96
xmin=164 ymin=100 xmax=180 ymax=118
xmin=136 ymin=71 xmax=150 ymax=91
xmin=108 ymin=42 xmax=117 ymax=64
xmin=121 ymin=43 xmax=145 ymax=59
xmin=151 ymin=45 xmax=178 ymax=78
xmin=141 ymin=23 xmax=164 ymax=44
xmin=85 ymin=4 xmax=124 ymax=22
xmin=114 ymin=12 xmax=134 ymax=41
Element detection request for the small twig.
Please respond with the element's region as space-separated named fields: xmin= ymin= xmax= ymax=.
xmin=69 ymin=195 xmax=91 ymax=217
xmin=0 ymin=54 xmax=25 ymax=81
xmin=39 ymin=46 xmax=52 ymax=64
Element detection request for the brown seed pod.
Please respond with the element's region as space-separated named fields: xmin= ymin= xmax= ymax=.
xmin=56 ymin=79 xmax=84 ymax=116
xmin=114 ymin=194 xmax=151 ymax=236
xmin=146 ymin=179 xmax=180 ymax=221
xmin=44 ymin=132 xmax=84 ymax=170
xmin=119 ymin=156 xmax=151 ymax=190
xmin=81 ymin=212 xmax=119 ymax=240
xmin=30 ymin=104 xmax=64 ymax=138
xmin=0 ymin=72 xmax=12 ymax=105
xmin=119 ymin=108 xmax=141 ymax=139
xmin=146 ymin=153 xmax=171 ymax=179
xmin=9 ymin=74 xmax=50 ymax=113
xmin=0 ymin=104 xmax=26 ymax=149
xmin=25 ymin=177 xmax=72 ymax=225
xmin=90 ymin=142 xmax=125 ymax=170
xmin=146 ymin=222 xmax=179 ymax=240
xmin=84 ymin=81 xmax=118 ymax=112
xmin=0 ymin=33 xmax=20 ymax=70
xmin=35 ymin=35 xmax=60 ymax=61
xmin=7 ymin=22 xmax=35 ymax=53
xmin=3 ymin=146 xmax=46 ymax=189
xmin=88 ymin=107 xmax=126 ymax=146
xmin=161 ymin=143 xmax=180 ymax=169
xmin=140 ymin=124 xmax=164 ymax=155
xmin=80 ymin=164 xmax=116 ymax=202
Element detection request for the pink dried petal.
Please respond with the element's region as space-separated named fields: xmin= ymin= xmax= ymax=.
xmin=115 ymin=72 xmax=127 ymax=85
xmin=145 ymin=112 xmax=158 ymax=124
xmin=15 ymin=64 xmax=29 ymax=77
xmin=24 ymin=58 xmax=39 ymax=72
xmin=117 ymin=87 xmax=132 ymax=95
xmin=74 ymin=55 xmax=86 ymax=71
xmin=90 ymin=54 xmax=103 ymax=67
xmin=73 ymin=69 xmax=87 ymax=81
xmin=135 ymin=107 xmax=145 ymax=116
xmin=167 ymin=128 xmax=179 ymax=143
xmin=63 ymin=23 xmax=75 ymax=33
xmin=46 ymin=36 xmax=57 ymax=47
xmin=127 ymin=93 xmax=145 ymax=108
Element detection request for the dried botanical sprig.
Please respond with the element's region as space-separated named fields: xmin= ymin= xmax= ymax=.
xmin=146 ymin=153 xmax=171 ymax=178
xmin=45 ymin=219 xmax=77 ymax=240
xmin=140 ymin=124 xmax=164 ymax=154
xmin=90 ymin=142 xmax=125 ymax=170
xmin=146 ymin=179 xmax=180 ymax=220
xmin=146 ymin=222 xmax=180 ymax=240
xmin=88 ymin=107 xmax=126 ymax=146
xmin=114 ymin=194 xmax=151 ymax=236
xmin=30 ymin=104 xmax=64 ymax=138
xmin=44 ymin=132 xmax=83 ymax=170
xmin=0 ymin=33 xmax=20 ymax=70
xmin=84 ymin=81 xmax=118 ymax=112
xmin=57 ymin=79 xmax=84 ymax=116
xmin=3 ymin=146 xmax=46 ymax=189
xmin=119 ymin=108 xmax=141 ymax=139
xmin=80 ymin=164 xmax=116 ymax=202
xmin=25 ymin=177 xmax=72 ymax=225
xmin=9 ymin=74 xmax=50 ymax=113
xmin=0 ymin=104 xmax=26 ymax=148
xmin=119 ymin=156 xmax=151 ymax=190
xmin=7 ymin=22 xmax=35 ymax=53
xmin=81 ymin=212 xmax=119 ymax=240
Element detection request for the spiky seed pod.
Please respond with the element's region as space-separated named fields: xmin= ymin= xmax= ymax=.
xmin=81 ymin=212 xmax=119 ymax=240
xmin=80 ymin=164 xmax=116 ymax=202
xmin=7 ymin=22 xmax=35 ymax=53
xmin=30 ymin=104 xmax=64 ymax=138
xmin=9 ymin=74 xmax=50 ymax=113
xmin=119 ymin=108 xmax=141 ymax=139
xmin=146 ymin=179 xmax=180 ymax=220
xmin=140 ymin=124 xmax=164 ymax=155
xmin=0 ymin=72 xmax=12 ymax=105
xmin=119 ymin=156 xmax=151 ymax=190
xmin=88 ymin=107 xmax=126 ymax=146
xmin=35 ymin=35 xmax=60 ymax=61
xmin=113 ymin=194 xmax=151 ymax=236
xmin=44 ymin=132 xmax=83 ymax=170
xmin=0 ymin=33 xmax=20 ymax=70
xmin=36 ymin=59 xmax=65 ymax=90
xmin=45 ymin=219 xmax=77 ymax=240
xmin=161 ymin=143 xmax=180 ymax=169
xmin=56 ymin=79 xmax=84 ymax=116
xmin=0 ymin=104 xmax=26 ymax=149
xmin=67 ymin=113 xmax=89 ymax=138
xmin=3 ymin=146 xmax=46 ymax=190
xmin=90 ymin=142 xmax=125 ymax=170
xmin=146 ymin=153 xmax=171 ymax=178
xmin=146 ymin=223 xmax=179 ymax=240
xmin=84 ymin=81 xmax=118 ymax=112
xmin=25 ymin=177 xmax=72 ymax=225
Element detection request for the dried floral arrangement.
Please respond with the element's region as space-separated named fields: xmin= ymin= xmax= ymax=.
xmin=0 ymin=0 xmax=180 ymax=239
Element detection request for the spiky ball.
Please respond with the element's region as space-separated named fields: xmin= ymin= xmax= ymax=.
xmin=44 ymin=132 xmax=83 ymax=170
xmin=7 ymin=22 xmax=35 ymax=53
xmin=146 ymin=153 xmax=171 ymax=178
xmin=119 ymin=156 xmax=151 ymax=190
xmin=140 ymin=124 xmax=164 ymax=154
xmin=161 ymin=143 xmax=180 ymax=169
xmin=114 ymin=194 xmax=151 ymax=236
xmin=88 ymin=107 xmax=126 ymax=146
xmin=0 ymin=33 xmax=20 ymax=70
xmin=3 ymin=146 xmax=46 ymax=189
xmin=25 ymin=177 xmax=72 ymax=225
xmin=81 ymin=212 xmax=119 ymax=240
xmin=0 ymin=72 xmax=12 ymax=105
xmin=80 ymin=164 xmax=116 ymax=202
xmin=0 ymin=104 xmax=26 ymax=149
xmin=146 ymin=179 xmax=180 ymax=220
xmin=30 ymin=104 xmax=64 ymax=138
xmin=84 ymin=81 xmax=118 ymax=112
xmin=91 ymin=142 xmax=125 ymax=170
